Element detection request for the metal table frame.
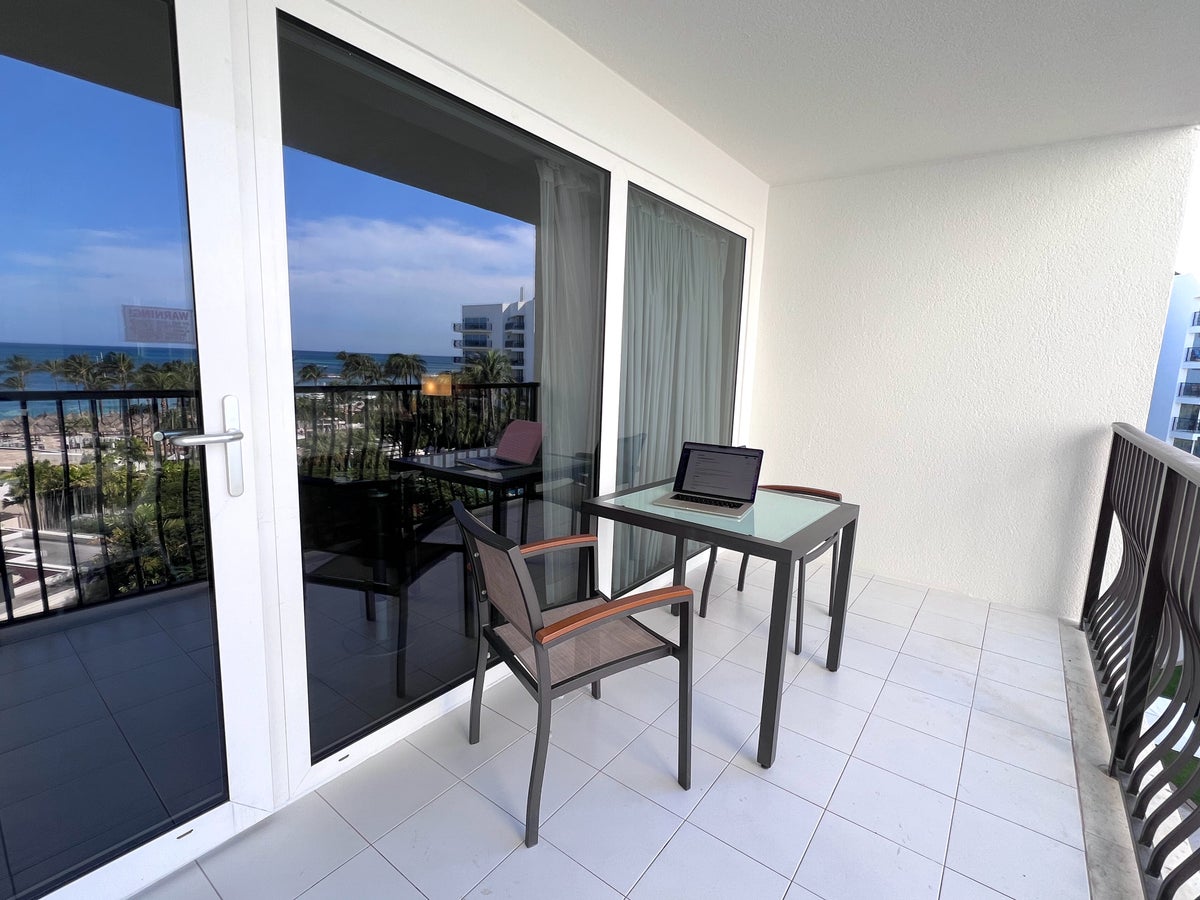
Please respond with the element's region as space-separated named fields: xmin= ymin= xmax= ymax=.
xmin=580 ymin=480 xmax=859 ymax=768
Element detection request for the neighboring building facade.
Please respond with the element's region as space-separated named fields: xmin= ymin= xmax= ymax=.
xmin=453 ymin=297 xmax=536 ymax=382
xmin=1150 ymin=274 xmax=1200 ymax=451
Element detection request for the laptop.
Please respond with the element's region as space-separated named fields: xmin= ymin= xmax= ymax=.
xmin=462 ymin=420 xmax=542 ymax=470
xmin=652 ymin=442 xmax=764 ymax=519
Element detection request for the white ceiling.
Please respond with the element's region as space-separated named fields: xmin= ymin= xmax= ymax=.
xmin=517 ymin=0 xmax=1200 ymax=184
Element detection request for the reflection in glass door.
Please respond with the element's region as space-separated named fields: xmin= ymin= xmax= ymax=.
xmin=0 ymin=2 xmax=226 ymax=895
xmin=276 ymin=18 xmax=609 ymax=761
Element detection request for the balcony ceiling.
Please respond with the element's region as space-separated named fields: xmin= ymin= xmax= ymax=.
xmin=517 ymin=0 xmax=1200 ymax=184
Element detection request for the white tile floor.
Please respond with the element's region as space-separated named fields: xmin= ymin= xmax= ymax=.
xmin=136 ymin=555 xmax=1092 ymax=900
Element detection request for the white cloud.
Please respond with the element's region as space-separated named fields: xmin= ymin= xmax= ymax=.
xmin=285 ymin=215 xmax=536 ymax=353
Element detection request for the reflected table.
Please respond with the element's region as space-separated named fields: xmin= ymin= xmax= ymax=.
xmin=581 ymin=481 xmax=860 ymax=768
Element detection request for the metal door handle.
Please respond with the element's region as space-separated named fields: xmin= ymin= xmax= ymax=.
xmin=153 ymin=395 xmax=245 ymax=497
xmin=153 ymin=429 xmax=243 ymax=447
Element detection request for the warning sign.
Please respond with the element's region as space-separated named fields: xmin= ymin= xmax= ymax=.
xmin=122 ymin=305 xmax=196 ymax=345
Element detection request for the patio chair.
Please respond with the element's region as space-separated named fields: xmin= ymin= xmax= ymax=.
xmin=452 ymin=500 xmax=693 ymax=847
xmin=698 ymin=485 xmax=842 ymax=655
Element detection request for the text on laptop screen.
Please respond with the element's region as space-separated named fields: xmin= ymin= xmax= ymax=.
xmin=680 ymin=448 xmax=761 ymax=501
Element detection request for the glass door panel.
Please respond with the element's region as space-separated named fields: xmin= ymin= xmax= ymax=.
xmin=276 ymin=18 xmax=608 ymax=761
xmin=0 ymin=2 xmax=226 ymax=895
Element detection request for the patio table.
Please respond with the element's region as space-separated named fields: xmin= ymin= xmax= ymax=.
xmin=581 ymin=481 xmax=859 ymax=767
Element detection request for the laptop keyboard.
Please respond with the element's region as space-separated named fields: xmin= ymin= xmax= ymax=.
xmin=673 ymin=493 xmax=741 ymax=509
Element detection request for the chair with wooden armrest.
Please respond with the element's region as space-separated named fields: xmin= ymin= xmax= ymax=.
xmin=452 ymin=501 xmax=693 ymax=847
xmin=698 ymin=485 xmax=843 ymax=655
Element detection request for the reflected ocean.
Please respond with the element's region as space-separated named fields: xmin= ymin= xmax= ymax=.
xmin=0 ymin=343 xmax=458 ymax=420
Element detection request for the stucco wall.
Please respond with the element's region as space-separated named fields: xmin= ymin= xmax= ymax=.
xmin=753 ymin=129 xmax=1196 ymax=615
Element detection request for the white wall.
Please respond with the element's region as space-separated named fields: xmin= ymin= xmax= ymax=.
xmin=752 ymin=129 xmax=1196 ymax=615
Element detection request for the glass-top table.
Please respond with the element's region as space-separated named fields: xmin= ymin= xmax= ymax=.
xmin=581 ymin=480 xmax=860 ymax=768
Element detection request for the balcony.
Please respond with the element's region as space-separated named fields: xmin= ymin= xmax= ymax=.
xmin=453 ymin=318 xmax=492 ymax=332
xmin=504 ymin=336 xmax=524 ymax=349
xmin=128 ymin=559 xmax=1116 ymax=900
xmin=454 ymin=337 xmax=493 ymax=349
xmin=1180 ymin=382 xmax=1200 ymax=397
xmin=505 ymin=316 xmax=526 ymax=331
xmin=1173 ymin=416 xmax=1200 ymax=432
xmin=1192 ymin=311 xmax=1200 ymax=327
xmin=1185 ymin=347 xmax=1200 ymax=363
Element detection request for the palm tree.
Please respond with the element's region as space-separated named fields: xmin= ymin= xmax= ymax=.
xmin=64 ymin=353 xmax=109 ymax=389
xmin=1 ymin=354 xmax=35 ymax=390
xmin=337 ymin=352 xmax=383 ymax=385
xmin=37 ymin=358 xmax=69 ymax=388
xmin=461 ymin=350 xmax=514 ymax=384
xmin=384 ymin=353 xmax=426 ymax=385
xmin=102 ymin=352 xmax=137 ymax=389
xmin=297 ymin=363 xmax=327 ymax=386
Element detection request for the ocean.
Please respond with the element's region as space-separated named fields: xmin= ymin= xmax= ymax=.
xmin=0 ymin=342 xmax=458 ymax=419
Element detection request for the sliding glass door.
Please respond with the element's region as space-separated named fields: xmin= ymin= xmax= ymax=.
xmin=274 ymin=17 xmax=609 ymax=761
xmin=0 ymin=3 xmax=230 ymax=895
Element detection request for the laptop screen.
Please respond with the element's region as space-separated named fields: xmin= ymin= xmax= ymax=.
xmin=675 ymin=442 xmax=764 ymax=502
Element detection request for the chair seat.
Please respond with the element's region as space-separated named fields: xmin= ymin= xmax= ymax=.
xmin=496 ymin=596 xmax=668 ymax=687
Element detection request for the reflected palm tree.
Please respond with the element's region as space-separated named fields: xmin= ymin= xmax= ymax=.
xmin=1 ymin=354 xmax=35 ymax=390
xmin=37 ymin=358 xmax=69 ymax=388
xmin=102 ymin=352 xmax=137 ymax=389
xmin=297 ymin=363 xmax=327 ymax=387
xmin=384 ymin=353 xmax=426 ymax=385
xmin=461 ymin=350 xmax=514 ymax=384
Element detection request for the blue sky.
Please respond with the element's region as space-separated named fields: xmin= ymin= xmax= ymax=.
xmin=0 ymin=53 xmax=535 ymax=356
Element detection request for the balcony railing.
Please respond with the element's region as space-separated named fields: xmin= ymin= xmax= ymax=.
xmin=1192 ymin=311 xmax=1200 ymax=327
xmin=454 ymin=338 xmax=492 ymax=349
xmin=504 ymin=337 xmax=524 ymax=349
xmin=1081 ymin=423 xmax=1200 ymax=899
xmin=1180 ymin=383 xmax=1200 ymax=398
xmin=505 ymin=316 xmax=525 ymax=331
xmin=1173 ymin=417 xmax=1200 ymax=432
xmin=293 ymin=381 xmax=539 ymax=481
xmin=0 ymin=388 xmax=207 ymax=626
xmin=453 ymin=318 xmax=491 ymax=332
xmin=1185 ymin=347 xmax=1200 ymax=363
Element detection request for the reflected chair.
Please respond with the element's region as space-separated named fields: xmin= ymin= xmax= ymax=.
xmin=698 ymin=485 xmax=842 ymax=655
xmin=452 ymin=500 xmax=693 ymax=847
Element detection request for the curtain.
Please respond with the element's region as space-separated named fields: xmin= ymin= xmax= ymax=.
xmin=535 ymin=159 xmax=606 ymax=601
xmin=615 ymin=187 xmax=743 ymax=592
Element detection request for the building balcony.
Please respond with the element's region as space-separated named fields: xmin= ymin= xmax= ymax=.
xmin=454 ymin=338 xmax=492 ymax=349
xmin=1180 ymin=382 xmax=1200 ymax=397
xmin=1173 ymin=416 xmax=1200 ymax=432
xmin=453 ymin=319 xmax=492 ymax=332
xmin=1192 ymin=311 xmax=1200 ymax=327
xmin=1185 ymin=347 xmax=1200 ymax=363
xmin=503 ymin=337 xmax=524 ymax=349
xmin=505 ymin=316 xmax=526 ymax=331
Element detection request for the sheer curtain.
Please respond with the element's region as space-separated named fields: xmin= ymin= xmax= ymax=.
xmin=535 ymin=159 xmax=606 ymax=600
xmin=615 ymin=187 xmax=744 ymax=592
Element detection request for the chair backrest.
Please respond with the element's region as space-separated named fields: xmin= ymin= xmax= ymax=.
xmin=451 ymin=501 xmax=544 ymax=642
xmin=761 ymin=484 xmax=842 ymax=502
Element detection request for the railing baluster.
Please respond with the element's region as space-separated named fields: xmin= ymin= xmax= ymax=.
xmin=55 ymin=399 xmax=84 ymax=606
xmin=1084 ymin=423 xmax=1200 ymax=897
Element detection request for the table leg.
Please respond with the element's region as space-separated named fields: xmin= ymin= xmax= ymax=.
xmin=825 ymin=516 xmax=857 ymax=671
xmin=757 ymin=553 xmax=794 ymax=768
xmin=671 ymin=536 xmax=686 ymax=616
xmin=491 ymin=487 xmax=505 ymax=536
xmin=578 ymin=508 xmax=592 ymax=602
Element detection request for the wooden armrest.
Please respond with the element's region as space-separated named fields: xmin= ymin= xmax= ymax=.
xmin=536 ymin=585 xmax=692 ymax=647
xmin=520 ymin=534 xmax=597 ymax=558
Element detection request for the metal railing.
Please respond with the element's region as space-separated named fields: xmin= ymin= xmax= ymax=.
xmin=0 ymin=388 xmax=208 ymax=626
xmin=1172 ymin=417 xmax=1200 ymax=432
xmin=1179 ymin=384 xmax=1200 ymax=398
xmin=453 ymin=319 xmax=491 ymax=332
xmin=454 ymin=338 xmax=492 ymax=349
xmin=1192 ymin=311 xmax=1200 ymax=327
xmin=1082 ymin=423 xmax=1200 ymax=898
xmin=1185 ymin=347 xmax=1200 ymax=363
xmin=294 ymin=381 xmax=539 ymax=480
xmin=505 ymin=316 xmax=525 ymax=330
